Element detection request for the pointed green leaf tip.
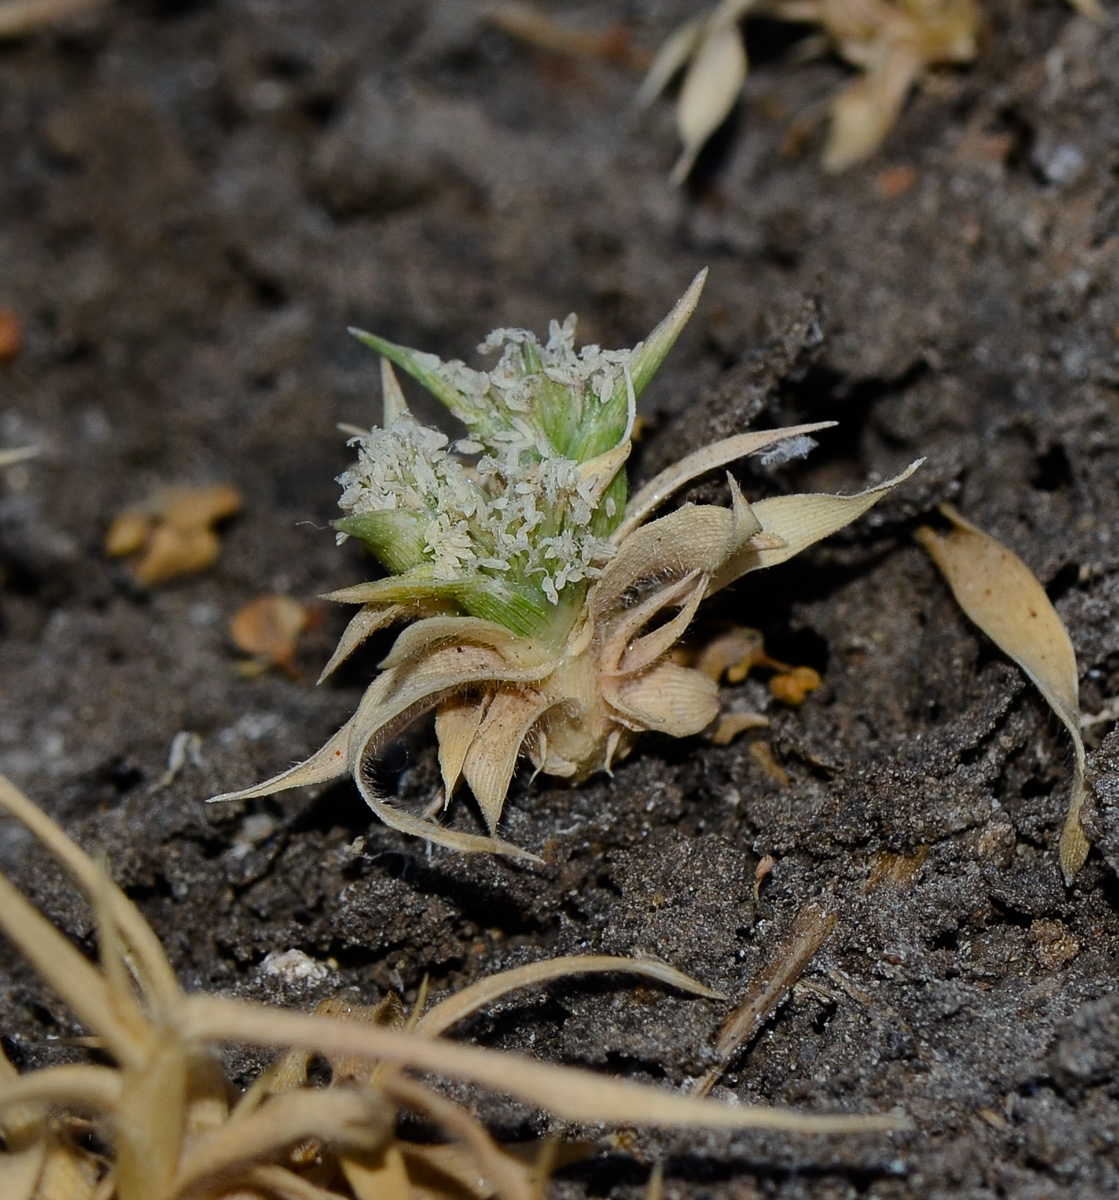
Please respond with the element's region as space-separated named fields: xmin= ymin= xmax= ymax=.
xmin=577 ymin=268 xmax=708 ymax=459
xmin=630 ymin=267 xmax=708 ymax=398
xmin=348 ymin=327 xmax=490 ymax=431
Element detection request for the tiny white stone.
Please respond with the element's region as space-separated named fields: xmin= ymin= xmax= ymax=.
xmin=261 ymin=948 xmax=333 ymax=985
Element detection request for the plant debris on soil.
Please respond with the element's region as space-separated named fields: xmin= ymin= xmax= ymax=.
xmin=2 ymin=1 xmax=1119 ymax=1197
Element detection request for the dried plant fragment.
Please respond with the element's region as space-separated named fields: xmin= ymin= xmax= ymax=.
xmin=0 ymin=775 xmax=904 ymax=1200
xmin=0 ymin=446 xmax=38 ymax=468
xmin=0 ymin=0 xmax=107 ymax=37
xmin=105 ymin=484 xmax=241 ymax=587
xmin=0 ymin=310 xmax=21 ymax=361
xmin=231 ymin=595 xmax=312 ymax=677
xmin=863 ymin=845 xmax=929 ymax=892
xmin=693 ymin=901 xmax=836 ymax=1096
xmin=694 ymin=626 xmax=822 ymax=706
xmin=486 ymin=3 xmax=643 ymax=68
xmin=634 ymin=0 xmax=753 ymax=184
xmin=916 ymin=504 xmax=1090 ymax=881
xmin=640 ymin=0 xmax=979 ymax=175
xmin=211 ymin=271 xmax=921 ymax=857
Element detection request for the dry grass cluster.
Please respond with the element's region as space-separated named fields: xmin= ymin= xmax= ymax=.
xmin=0 ymin=776 xmax=900 ymax=1200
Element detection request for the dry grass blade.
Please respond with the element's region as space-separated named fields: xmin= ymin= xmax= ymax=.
xmin=180 ymin=995 xmax=907 ymax=1133
xmin=0 ymin=1142 xmax=44 ymax=1200
xmin=245 ymin=1164 xmax=344 ymax=1199
xmin=0 ymin=871 xmax=145 ymax=1070
xmin=0 ymin=773 xmax=907 ymax=1200
xmin=415 ymin=955 xmax=724 ymax=1039
xmin=0 ymin=774 xmax=180 ymax=1009
xmin=171 ymin=1089 xmax=391 ymax=1197
xmin=0 ymin=446 xmax=39 ymax=467
xmin=383 ymin=1075 xmax=531 ymax=1200
xmin=916 ymin=504 xmax=1090 ymax=880
xmin=0 ymin=1063 xmax=122 ymax=1112
xmin=693 ymin=901 xmax=836 ymax=1096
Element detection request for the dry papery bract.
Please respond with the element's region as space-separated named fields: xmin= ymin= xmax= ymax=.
xmin=0 ymin=775 xmax=905 ymax=1200
xmin=639 ymin=0 xmax=1102 ymax=178
xmin=916 ymin=505 xmax=1091 ymax=881
xmin=211 ymin=270 xmax=921 ymax=858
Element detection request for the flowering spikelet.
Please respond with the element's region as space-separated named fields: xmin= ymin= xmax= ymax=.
xmin=211 ymin=272 xmax=920 ymax=857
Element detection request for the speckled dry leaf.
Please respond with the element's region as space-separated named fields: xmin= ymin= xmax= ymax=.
xmin=230 ymin=595 xmax=310 ymax=675
xmin=916 ymin=504 xmax=1090 ymax=880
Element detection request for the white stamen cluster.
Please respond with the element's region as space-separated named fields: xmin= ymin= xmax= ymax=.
xmin=474 ymin=315 xmax=634 ymax=431
xmin=337 ymin=413 xmax=615 ymax=603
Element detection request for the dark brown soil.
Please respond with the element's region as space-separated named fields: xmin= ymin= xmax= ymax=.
xmin=3 ymin=1 xmax=1119 ymax=1195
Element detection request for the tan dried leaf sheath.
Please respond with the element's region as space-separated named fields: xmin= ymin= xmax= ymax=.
xmin=211 ymin=274 xmax=920 ymax=856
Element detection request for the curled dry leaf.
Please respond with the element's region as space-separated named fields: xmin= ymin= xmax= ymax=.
xmin=105 ymin=484 xmax=241 ymax=587
xmin=915 ymin=504 xmax=1090 ymax=881
xmin=0 ymin=774 xmax=904 ymax=1200
xmin=230 ymin=595 xmax=312 ymax=677
xmin=211 ymin=273 xmax=921 ymax=858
